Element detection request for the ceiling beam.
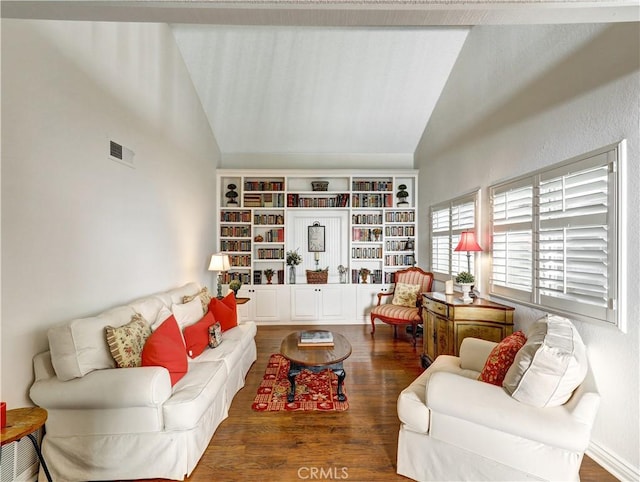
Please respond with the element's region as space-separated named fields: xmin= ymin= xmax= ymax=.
xmin=2 ymin=1 xmax=639 ymax=25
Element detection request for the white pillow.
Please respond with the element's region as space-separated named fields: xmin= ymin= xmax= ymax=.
xmin=503 ymin=315 xmax=588 ymax=407
xmin=171 ymin=297 xmax=204 ymax=330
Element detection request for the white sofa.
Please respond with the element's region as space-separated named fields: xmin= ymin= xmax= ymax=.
xmin=29 ymin=282 xmax=257 ymax=482
xmin=397 ymin=315 xmax=600 ymax=482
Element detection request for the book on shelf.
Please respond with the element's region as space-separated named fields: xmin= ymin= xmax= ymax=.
xmin=298 ymin=330 xmax=334 ymax=347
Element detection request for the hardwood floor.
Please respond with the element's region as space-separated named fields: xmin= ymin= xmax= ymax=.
xmin=139 ymin=324 xmax=617 ymax=482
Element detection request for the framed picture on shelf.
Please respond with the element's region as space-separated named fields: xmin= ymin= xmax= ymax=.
xmin=308 ymin=222 xmax=325 ymax=252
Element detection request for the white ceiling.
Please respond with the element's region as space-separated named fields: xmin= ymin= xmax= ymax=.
xmin=171 ymin=25 xmax=469 ymax=154
xmin=3 ymin=1 xmax=637 ymax=157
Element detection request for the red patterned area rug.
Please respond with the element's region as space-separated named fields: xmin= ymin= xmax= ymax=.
xmin=252 ymin=354 xmax=349 ymax=412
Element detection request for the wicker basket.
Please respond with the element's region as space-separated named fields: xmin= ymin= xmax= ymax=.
xmin=306 ymin=269 xmax=328 ymax=284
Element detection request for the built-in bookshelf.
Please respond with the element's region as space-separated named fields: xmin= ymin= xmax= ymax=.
xmin=217 ymin=170 xmax=417 ymax=285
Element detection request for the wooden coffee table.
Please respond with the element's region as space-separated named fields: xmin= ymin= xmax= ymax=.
xmin=280 ymin=330 xmax=352 ymax=403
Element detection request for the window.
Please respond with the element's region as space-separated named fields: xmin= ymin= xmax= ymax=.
xmin=430 ymin=191 xmax=479 ymax=281
xmin=490 ymin=143 xmax=622 ymax=326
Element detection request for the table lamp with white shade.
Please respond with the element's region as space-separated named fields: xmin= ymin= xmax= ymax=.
xmin=209 ymin=253 xmax=231 ymax=299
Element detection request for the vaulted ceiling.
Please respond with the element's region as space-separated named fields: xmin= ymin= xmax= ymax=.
xmin=3 ymin=1 xmax=636 ymax=158
xmin=171 ymin=25 xmax=469 ymax=154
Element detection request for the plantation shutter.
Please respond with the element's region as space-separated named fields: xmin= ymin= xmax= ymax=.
xmin=452 ymin=200 xmax=476 ymax=275
xmin=538 ymin=151 xmax=615 ymax=322
xmin=491 ymin=178 xmax=534 ymax=302
xmin=430 ymin=193 xmax=478 ymax=279
xmin=431 ymin=206 xmax=450 ymax=275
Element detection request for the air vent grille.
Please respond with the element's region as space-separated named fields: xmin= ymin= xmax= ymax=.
xmin=110 ymin=140 xmax=123 ymax=160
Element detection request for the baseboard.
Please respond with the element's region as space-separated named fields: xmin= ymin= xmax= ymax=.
xmin=587 ymin=441 xmax=640 ymax=481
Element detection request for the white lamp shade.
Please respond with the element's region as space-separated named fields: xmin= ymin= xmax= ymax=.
xmin=208 ymin=253 xmax=231 ymax=272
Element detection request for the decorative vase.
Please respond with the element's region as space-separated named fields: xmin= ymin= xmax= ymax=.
xmin=459 ymin=283 xmax=474 ymax=303
xmin=288 ymin=266 xmax=296 ymax=284
xmin=225 ymin=184 xmax=238 ymax=206
xmin=266 ymin=276 xmax=273 ymax=285
xmin=360 ymin=271 xmax=369 ymax=284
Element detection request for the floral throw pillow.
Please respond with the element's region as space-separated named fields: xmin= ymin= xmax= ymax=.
xmin=182 ymin=287 xmax=212 ymax=313
xmin=478 ymin=331 xmax=527 ymax=386
xmin=391 ymin=283 xmax=421 ymax=307
xmin=105 ymin=313 xmax=152 ymax=368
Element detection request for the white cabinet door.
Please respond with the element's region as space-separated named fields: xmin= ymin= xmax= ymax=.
xmin=290 ymin=286 xmax=319 ymax=321
xmin=237 ymin=285 xmax=284 ymax=322
xmin=318 ymin=285 xmax=349 ymax=321
xmin=357 ymin=284 xmax=393 ymax=322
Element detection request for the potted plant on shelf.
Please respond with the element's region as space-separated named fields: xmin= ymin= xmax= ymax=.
xmin=359 ymin=267 xmax=371 ymax=284
xmin=396 ymin=184 xmax=409 ymax=206
xmin=372 ymin=228 xmax=382 ymax=241
xmin=286 ymin=249 xmax=303 ymax=284
xmin=455 ymin=271 xmax=475 ymax=303
xmin=229 ymin=279 xmax=242 ymax=296
xmin=263 ymin=269 xmax=275 ymax=284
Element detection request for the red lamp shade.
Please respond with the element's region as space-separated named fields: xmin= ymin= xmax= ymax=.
xmin=454 ymin=231 xmax=482 ymax=252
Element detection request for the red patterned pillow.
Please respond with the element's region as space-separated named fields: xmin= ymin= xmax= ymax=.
xmin=479 ymin=331 xmax=527 ymax=386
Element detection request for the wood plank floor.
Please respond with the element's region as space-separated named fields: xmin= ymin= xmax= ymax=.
xmin=138 ymin=324 xmax=617 ymax=482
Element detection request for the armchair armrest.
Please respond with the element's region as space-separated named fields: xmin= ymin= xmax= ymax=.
xmin=427 ymin=371 xmax=596 ymax=452
xmin=30 ymin=365 xmax=172 ymax=409
xmin=458 ymin=338 xmax=496 ymax=372
xmin=375 ymin=291 xmax=394 ymax=305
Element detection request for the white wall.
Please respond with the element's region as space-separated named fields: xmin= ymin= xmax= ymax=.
xmin=415 ymin=23 xmax=639 ymax=479
xmin=1 ymin=19 xmax=221 ymax=407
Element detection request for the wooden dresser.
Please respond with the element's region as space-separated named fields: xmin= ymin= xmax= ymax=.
xmin=421 ymin=292 xmax=515 ymax=368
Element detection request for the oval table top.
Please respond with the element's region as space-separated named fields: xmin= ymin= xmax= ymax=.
xmin=1 ymin=407 xmax=48 ymax=446
xmin=280 ymin=330 xmax=352 ymax=367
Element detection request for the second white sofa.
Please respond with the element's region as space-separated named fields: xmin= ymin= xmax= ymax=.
xmin=30 ymin=282 xmax=257 ymax=481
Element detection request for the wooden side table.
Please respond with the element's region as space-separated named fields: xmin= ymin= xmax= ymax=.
xmin=421 ymin=292 xmax=515 ymax=368
xmin=1 ymin=407 xmax=52 ymax=482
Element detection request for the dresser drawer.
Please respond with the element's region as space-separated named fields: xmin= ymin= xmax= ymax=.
xmin=425 ymin=299 xmax=448 ymax=317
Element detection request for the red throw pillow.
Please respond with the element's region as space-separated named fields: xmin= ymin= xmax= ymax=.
xmin=142 ymin=315 xmax=188 ymax=386
xmin=208 ymin=293 xmax=238 ymax=332
xmin=479 ymin=331 xmax=527 ymax=386
xmin=183 ymin=311 xmax=216 ymax=358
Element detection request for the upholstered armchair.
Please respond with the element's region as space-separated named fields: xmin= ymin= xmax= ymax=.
xmin=370 ymin=267 xmax=433 ymax=346
xmin=396 ymin=315 xmax=600 ymax=481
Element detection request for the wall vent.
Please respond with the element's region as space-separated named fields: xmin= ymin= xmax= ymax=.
xmin=0 ymin=428 xmax=42 ymax=481
xmin=108 ymin=139 xmax=135 ymax=168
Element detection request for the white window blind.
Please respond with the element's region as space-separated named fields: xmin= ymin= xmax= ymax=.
xmin=430 ymin=192 xmax=478 ymax=280
xmin=489 ymin=144 xmax=620 ymax=325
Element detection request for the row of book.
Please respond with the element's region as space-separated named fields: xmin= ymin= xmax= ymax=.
xmin=351 ymin=193 xmax=394 ymax=208
xmin=385 ymin=254 xmax=416 ymax=266
xmin=220 ymin=272 xmax=251 ymax=284
xmin=351 ymin=180 xmax=393 ymax=192
xmin=220 ymin=226 xmax=250 ymax=237
xmin=352 ymin=213 xmax=383 ymax=225
xmin=385 ymin=211 xmax=415 ymax=222
xmin=229 ymin=255 xmax=251 ymax=267
xmin=352 ymin=247 xmax=383 ymax=259
xmin=244 ymin=180 xmax=285 ymax=192
xmin=243 ymin=193 xmax=286 ymax=208
xmin=220 ymin=240 xmax=251 ymax=252
xmin=256 ymin=248 xmax=284 ymax=260
xmin=220 ymin=210 xmax=251 ymax=223
xmin=386 ymin=225 xmax=415 ymax=237
xmin=254 ymin=214 xmax=285 ymax=225
xmin=386 ymin=239 xmax=412 ymax=251
xmin=287 ymin=194 xmax=350 ymax=208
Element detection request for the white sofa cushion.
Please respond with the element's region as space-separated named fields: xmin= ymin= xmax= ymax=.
xmin=503 ymin=315 xmax=587 ymax=407
xmin=49 ymin=305 xmax=136 ymax=381
xmin=171 ymin=297 xmax=204 ymax=331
